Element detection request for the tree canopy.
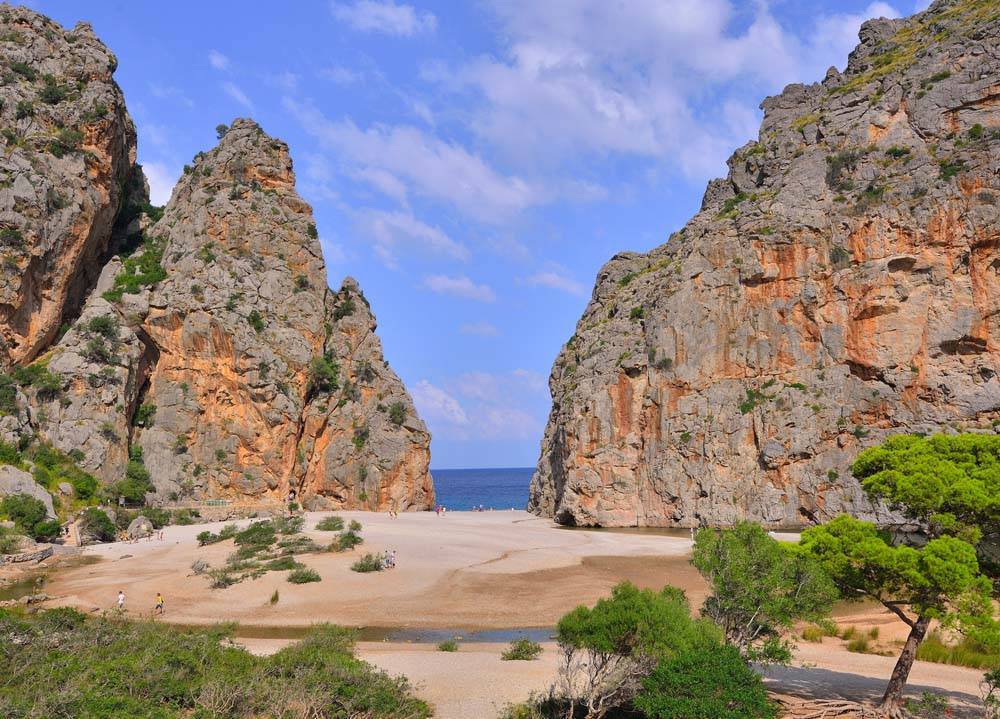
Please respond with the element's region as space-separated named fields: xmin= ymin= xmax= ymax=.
xmin=692 ymin=523 xmax=837 ymax=664
xmin=852 ymin=433 xmax=998 ymax=558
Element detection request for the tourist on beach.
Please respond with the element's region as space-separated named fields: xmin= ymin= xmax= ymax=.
xmin=117 ymin=590 xmax=126 ymax=611
xmin=154 ymin=592 xmax=164 ymax=615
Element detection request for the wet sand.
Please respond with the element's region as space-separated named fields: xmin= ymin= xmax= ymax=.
xmin=42 ymin=510 xmax=987 ymax=718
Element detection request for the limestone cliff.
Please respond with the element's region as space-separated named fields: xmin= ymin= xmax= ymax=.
xmin=0 ymin=7 xmax=433 ymax=511
xmin=0 ymin=4 xmax=138 ymax=368
xmin=530 ymin=0 xmax=1000 ymax=527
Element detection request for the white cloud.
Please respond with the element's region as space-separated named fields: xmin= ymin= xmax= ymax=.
xmin=422 ymin=275 xmax=496 ymax=303
xmin=222 ymin=82 xmax=254 ymax=111
xmin=284 ymin=98 xmax=541 ymax=223
xmin=142 ymin=161 xmax=178 ymax=206
xmin=331 ymin=0 xmax=436 ymax=36
xmin=460 ymin=321 xmax=500 ymax=337
xmin=426 ymin=0 xmax=901 ymax=181
xmin=411 ymin=380 xmax=468 ymax=426
xmin=208 ymin=50 xmax=230 ymax=71
xmin=511 ymin=368 xmax=546 ymax=391
xmin=523 ymin=269 xmax=586 ymax=296
xmin=141 ymin=123 xmax=169 ymax=149
xmin=320 ymin=66 xmax=361 ymax=84
xmin=148 ymin=84 xmax=193 ymax=108
xmin=358 ymin=210 xmax=467 ymax=268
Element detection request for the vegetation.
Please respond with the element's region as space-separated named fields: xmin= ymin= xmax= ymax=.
xmin=333 ymin=520 xmax=364 ymax=552
xmin=501 ymin=638 xmax=542 ymax=661
xmin=802 ymin=514 xmax=994 ymax=713
xmin=309 ymin=353 xmax=340 ymax=394
xmin=388 ymin=402 xmax=407 ymax=426
xmin=915 ymin=630 xmax=998 ymax=669
xmin=0 ymin=493 xmax=51 ymax=541
xmin=102 ymin=235 xmax=167 ymax=302
xmin=351 ymin=553 xmax=384 ymax=573
xmin=635 ymin=643 xmax=776 ymax=719
xmin=47 ymin=128 xmax=83 ymax=158
xmin=80 ymin=507 xmax=115 ymax=542
xmin=287 ymin=567 xmax=321 ymax=584
xmin=692 ymin=523 xmax=837 ymax=664
xmin=825 ymin=149 xmax=859 ymax=191
xmin=437 ymin=639 xmax=458 ymax=652
xmin=0 ymin=609 xmax=430 ymax=718
xmin=315 ymin=515 xmax=345 ymax=532
xmin=247 ymin=309 xmax=265 ymax=333
xmin=549 ymin=582 xmax=734 ymax=718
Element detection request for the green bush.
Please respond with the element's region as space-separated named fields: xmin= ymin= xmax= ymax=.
xmin=0 ymin=525 xmax=23 ymax=554
xmin=351 ymin=553 xmax=384 ymax=573
xmin=234 ymin=521 xmax=276 ymax=548
xmin=80 ymin=507 xmax=115 ymax=542
xmin=247 ymin=310 xmax=265 ymax=333
xmin=133 ymin=402 xmax=156 ymax=427
xmin=635 ymin=644 xmax=776 ymax=719
xmin=388 ymin=402 xmax=406 ymax=426
xmin=267 ymin=556 xmax=303 ymax=572
xmin=801 ymin=624 xmax=825 ymax=643
xmin=316 ymin=515 xmax=345 ymax=532
xmin=287 ymin=567 xmax=321 ymax=583
xmin=309 ymin=353 xmax=339 ymax=393
xmin=1 ymin=493 xmax=47 ymax=532
xmin=0 ymin=612 xmax=429 ymax=718
xmin=916 ymin=631 xmax=998 ymax=669
xmin=437 ymin=639 xmax=459 ymax=652
xmin=102 ymin=235 xmax=167 ymax=302
xmin=501 ymin=638 xmax=542 ymax=661
xmin=335 ymin=529 xmax=363 ymax=552
xmin=47 ymin=128 xmax=84 ymax=158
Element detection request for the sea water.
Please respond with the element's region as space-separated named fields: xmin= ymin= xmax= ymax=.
xmin=430 ymin=467 xmax=532 ymax=511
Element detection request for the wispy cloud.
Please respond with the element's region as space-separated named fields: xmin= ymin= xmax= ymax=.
xmin=208 ymin=49 xmax=230 ymax=71
xmin=422 ymin=274 xmax=496 ymax=303
xmin=148 ymin=83 xmax=193 ymax=108
xmin=411 ymin=380 xmax=468 ymax=426
xmin=222 ymin=82 xmax=254 ymax=111
xmin=331 ymin=0 xmax=436 ymax=36
xmin=358 ymin=210 xmax=467 ymax=268
xmin=460 ymin=321 xmax=500 ymax=337
xmin=523 ymin=269 xmax=587 ymax=296
xmin=284 ymin=98 xmax=541 ymax=223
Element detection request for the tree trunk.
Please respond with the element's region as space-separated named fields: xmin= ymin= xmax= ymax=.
xmin=879 ymin=615 xmax=930 ymax=713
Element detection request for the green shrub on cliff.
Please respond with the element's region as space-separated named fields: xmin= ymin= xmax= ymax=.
xmin=0 ymin=609 xmax=430 ymax=718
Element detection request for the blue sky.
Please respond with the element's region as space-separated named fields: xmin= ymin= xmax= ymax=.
xmin=36 ymin=0 xmax=930 ymax=469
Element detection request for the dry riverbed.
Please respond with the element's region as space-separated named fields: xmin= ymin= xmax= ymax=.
xmin=42 ymin=510 xmax=987 ymax=718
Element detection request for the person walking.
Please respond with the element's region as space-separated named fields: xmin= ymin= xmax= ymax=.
xmin=117 ymin=590 xmax=126 ymax=612
xmin=154 ymin=592 xmax=164 ymax=616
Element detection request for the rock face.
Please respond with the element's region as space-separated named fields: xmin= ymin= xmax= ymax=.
xmin=0 ymin=464 xmax=54 ymax=517
xmin=112 ymin=120 xmax=432 ymax=510
xmin=0 ymin=5 xmax=137 ymax=368
xmin=530 ymin=0 xmax=1000 ymax=527
xmin=0 ymin=9 xmax=433 ymax=511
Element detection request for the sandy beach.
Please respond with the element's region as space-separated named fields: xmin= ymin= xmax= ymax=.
xmin=42 ymin=510 xmax=988 ymax=718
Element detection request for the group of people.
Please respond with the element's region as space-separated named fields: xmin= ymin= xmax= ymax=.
xmin=434 ymin=505 xmax=448 ymax=516
xmin=380 ymin=549 xmax=397 ymax=569
xmin=115 ymin=590 xmax=164 ymax=616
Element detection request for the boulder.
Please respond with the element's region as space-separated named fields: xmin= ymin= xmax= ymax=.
xmin=0 ymin=465 xmax=55 ymax=518
xmin=126 ymin=515 xmax=153 ymax=540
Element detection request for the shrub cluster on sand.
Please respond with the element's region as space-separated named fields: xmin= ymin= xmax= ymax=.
xmin=501 ymin=638 xmax=543 ymax=661
xmin=0 ymin=607 xmax=429 ymax=718
xmin=195 ymin=518 xmax=329 ymax=588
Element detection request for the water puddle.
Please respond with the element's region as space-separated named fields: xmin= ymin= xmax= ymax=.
xmin=169 ymin=622 xmax=555 ymax=644
xmin=0 ymin=554 xmax=102 ymax=602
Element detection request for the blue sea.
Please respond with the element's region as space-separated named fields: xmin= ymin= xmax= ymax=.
xmin=431 ymin=467 xmax=533 ymax=511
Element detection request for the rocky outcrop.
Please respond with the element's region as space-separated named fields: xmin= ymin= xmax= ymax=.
xmin=0 ymin=4 xmax=138 ymax=368
xmin=0 ymin=464 xmax=54 ymax=517
xmin=530 ymin=0 xmax=1000 ymax=527
xmin=0 ymin=8 xmax=433 ymax=511
xmin=113 ymin=120 xmax=432 ymax=510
